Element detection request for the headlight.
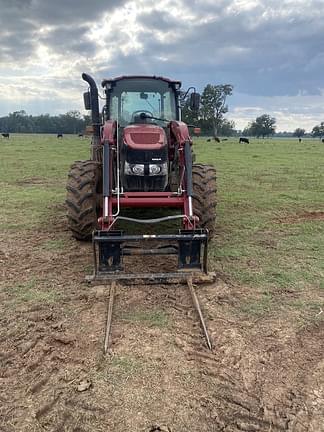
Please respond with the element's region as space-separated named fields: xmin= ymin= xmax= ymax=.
xmin=149 ymin=164 xmax=161 ymax=175
xmin=149 ymin=163 xmax=168 ymax=176
xmin=125 ymin=162 xmax=144 ymax=176
xmin=132 ymin=164 xmax=145 ymax=175
xmin=125 ymin=162 xmax=167 ymax=176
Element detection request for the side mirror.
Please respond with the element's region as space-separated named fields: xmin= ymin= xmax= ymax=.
xmin=83 ymin=91 xmax=91 ymax=110
xmin=190 ymin=92 xmax=200 ymax=111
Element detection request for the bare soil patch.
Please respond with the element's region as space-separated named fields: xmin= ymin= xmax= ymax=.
xmin=277 ymin=211 xmax=324 ymax=224
xmin=0 ymin=215 xmax=323 ymax=431
xmin=15 ymin=177 xmax=51 ymax=186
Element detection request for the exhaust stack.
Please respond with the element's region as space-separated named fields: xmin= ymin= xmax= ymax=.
xmin=82 ymin=73 xmax=101 ymax=160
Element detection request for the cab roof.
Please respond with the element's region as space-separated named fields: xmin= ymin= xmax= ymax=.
xmin=101 ymin=75 xmax=181 ymax=88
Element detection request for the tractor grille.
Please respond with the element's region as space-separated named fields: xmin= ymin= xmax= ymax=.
xmin=130 ymin=132 xmax=161 ymax=145
xmin=124 ymin=175 xmax=168 ymax=192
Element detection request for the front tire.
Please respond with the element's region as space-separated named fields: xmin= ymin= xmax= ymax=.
xmin=192 ymin=163 xmax=217 ymax=239
xmin=66 ymin=160 xmax=101 ymax=240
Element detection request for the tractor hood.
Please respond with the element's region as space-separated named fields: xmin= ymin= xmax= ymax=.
xmin=123 ymin=124 xmax=167 ymax=150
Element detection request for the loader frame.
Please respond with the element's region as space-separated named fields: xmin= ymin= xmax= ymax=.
xmin=82 ymin=73 xmax=209 ymax=279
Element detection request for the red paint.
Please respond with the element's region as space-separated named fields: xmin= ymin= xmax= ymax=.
xmin=116 ymin=192 xmax=178 ymax=197
xmin=102 ymin=75 xmax=181 ymax=88
xmin=98 ymin=118 xmax=195 ymax=231
xmin=123 ymin=125 xmax=166 ymax=150
xmin=112 ymin=192 xmax=184 ymax=207
xmin=169 ymin=121 xmax=191 ymax=145
xmin=101 ymin=120 xmax=117 ymax=144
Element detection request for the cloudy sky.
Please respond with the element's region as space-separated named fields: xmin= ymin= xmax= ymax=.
xmin=1 ymin=0 xmax=324 ymax=131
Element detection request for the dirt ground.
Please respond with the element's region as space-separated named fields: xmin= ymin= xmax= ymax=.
xmin=277 ymin=211 xmax=324 ymax=224
xmin=0 ymin=210 xmax=323 ymax=432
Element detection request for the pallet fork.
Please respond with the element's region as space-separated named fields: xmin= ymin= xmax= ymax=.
xmin=86 ymin=228 xmax=214 ymax=351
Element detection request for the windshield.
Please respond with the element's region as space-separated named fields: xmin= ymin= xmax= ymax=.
xmin=108 ymin=78 xmax=177 ymax=126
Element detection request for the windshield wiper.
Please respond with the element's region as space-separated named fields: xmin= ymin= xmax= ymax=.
xmin=139 ymin=113 xmax=170 ymax=122
xmin=139 ymin=113 xmax=198 ymax=128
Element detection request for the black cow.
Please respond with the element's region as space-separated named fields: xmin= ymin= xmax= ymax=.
xmin=298 ymin=138 xmax=302 ymax=143
xmin=207 ymin=138 xmax=211 ymax=142
xmin=2 ymin=133 xmax=9 ymax=138
xmin=214 ymin=136 xmax=220 ymax=143
xmin=321 ymin=138 xmax=324 ymax=143
xmin=222 ymin=138 xmax=228 ymax=141
xmin=57 ymin=134 xmax=63 ymax=139
xmin=239 ymin=137 xmax=249 ymax=144
xmin=78 ymin=133 xmax=83 ymax=138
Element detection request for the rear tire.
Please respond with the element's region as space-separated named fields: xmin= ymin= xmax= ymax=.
xmin=66 ymin=160 xmax=101 ymax=240
xmin=192 ymin=163 xmax=217 ymax=239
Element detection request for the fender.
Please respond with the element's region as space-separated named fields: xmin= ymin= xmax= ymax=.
xmin=101 ymin=120 xmax=117 ymax=145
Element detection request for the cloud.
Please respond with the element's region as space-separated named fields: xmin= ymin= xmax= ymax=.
xmin=40 ymin=25 xmax=97 ymax=56
xmin=0 ymin=0 xmax=128 ymax=61
xmin=231 ymin=91 xmax=324 ymax=130
xmin=131 ymin=1 xmax=324 ymax=97
xmin=0 ymin=0 xmax=324 ymax=131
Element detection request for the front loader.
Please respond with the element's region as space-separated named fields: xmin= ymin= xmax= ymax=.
xmin=66 ymin=73 xmax=217 ymax=348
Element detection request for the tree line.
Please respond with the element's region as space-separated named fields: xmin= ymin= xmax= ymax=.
xmin=2 ymin=94 xmax=324 ymax=138
xmin=0 ymin=110 xmax=90 ymax=134
xmin=242 ymin=114 xmax=276 ymax=138
xmin=183 ymin=84 xmax=324 ymax=138
xmin=182 ymin=84 xmax=279 ymax=137
xmin=243 ymin=118 xmax=324 ymax=138
xmin=1 ymin=86 xmax=235 ymax=136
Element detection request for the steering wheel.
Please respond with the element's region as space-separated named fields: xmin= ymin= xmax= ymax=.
xmin=131 ymin=110 xmax=153 ymax=122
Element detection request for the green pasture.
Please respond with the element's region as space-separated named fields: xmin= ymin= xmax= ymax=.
xmin=1 ymin=134 xmax=323 ymax=321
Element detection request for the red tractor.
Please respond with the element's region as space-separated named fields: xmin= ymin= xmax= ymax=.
xmin=66 ymin=73 xmax=216 ymax=281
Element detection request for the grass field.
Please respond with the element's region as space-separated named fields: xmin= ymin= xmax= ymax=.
xmin=1 ymin=134 xmax=323 ymax=318
xmin=195 ymin=136 xmax=324 ymax=322
xmin=1 ymin=134 xmax=323 ymax=431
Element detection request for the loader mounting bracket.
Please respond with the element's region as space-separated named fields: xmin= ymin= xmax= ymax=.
xmin=91 ymin=229 xmax=208 ymax=279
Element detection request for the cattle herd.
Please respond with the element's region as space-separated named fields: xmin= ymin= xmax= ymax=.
xmin=207 ymin=137 xmax=221 ymax=143
xmin=1 ymin=133 xmax=86 ymax=139
xmin=206 ymin=136 xmax=250 ymax=144
xmin=57 ymin=133 xmax=84 ymax=138
xmin=1 ymin=134 xmax=324 ymax=143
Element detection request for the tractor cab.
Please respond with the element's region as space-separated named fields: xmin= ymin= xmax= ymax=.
xmin=102 ymin=76 xmax=181 ymax=126
xmin=101 ymin=77 xmax=181 ymax=192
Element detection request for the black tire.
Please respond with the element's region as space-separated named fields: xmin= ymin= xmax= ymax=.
xmin=192 ymin=163 xmax=217 ymax=239
xmin=66 ymin=160 xmax=101 ymax=240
